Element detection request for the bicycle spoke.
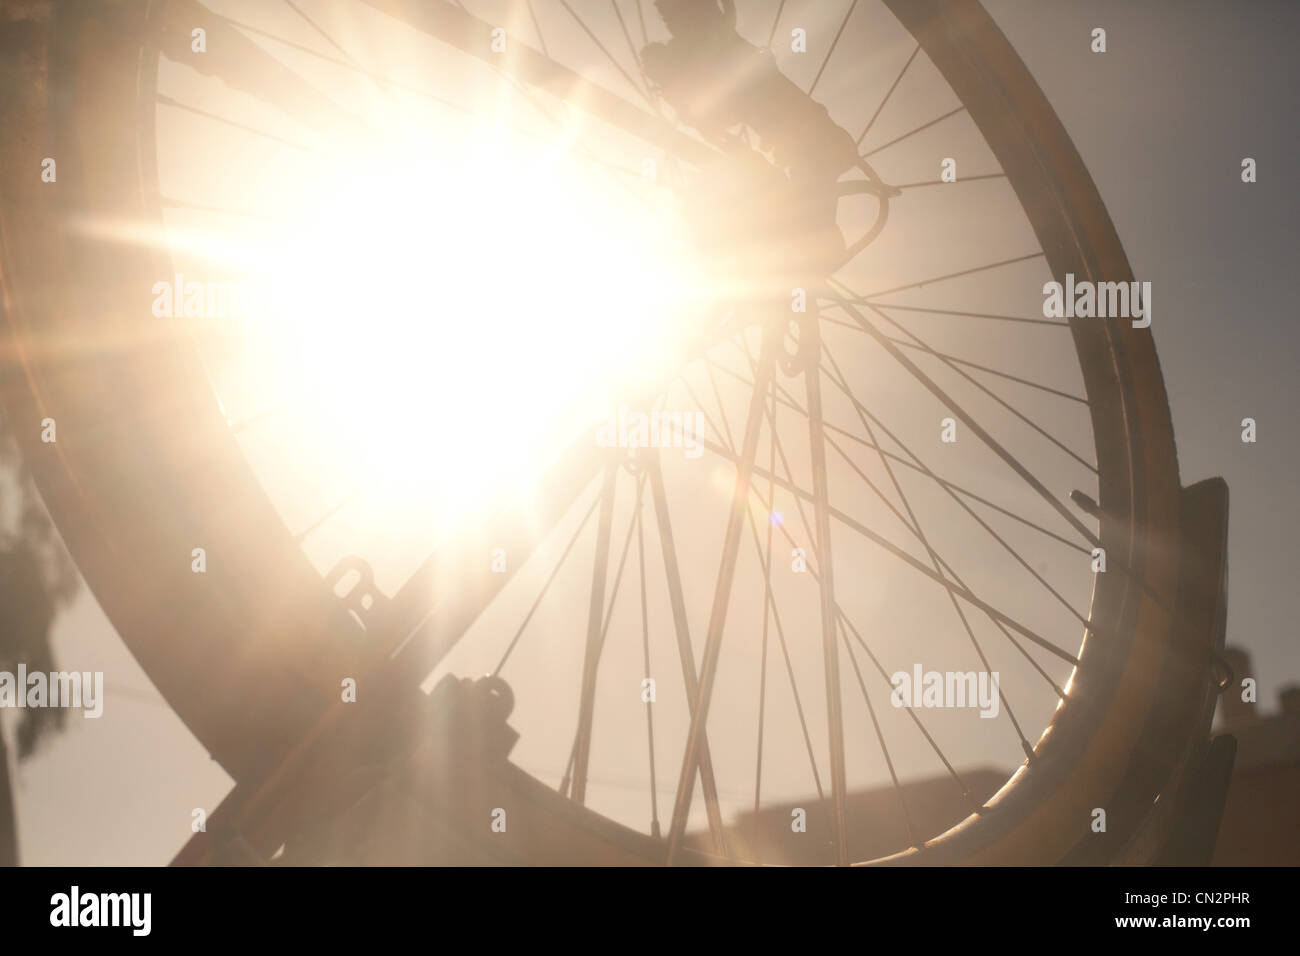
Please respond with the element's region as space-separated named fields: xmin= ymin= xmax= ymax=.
xmin=386 ymin=433 xmax=605 ymax=677
xmin=816 ymin=322 xmax=1088 ymax=405
xmin=803 ymin=324 xmax=851 ymax=865
xmin=822 ymin=284 xmax=1101 ymax=550
xmin=820 ymin=317 xmax=1098 ymax=468
xmin=821 ymin=425 xmax=1069 ymax=698
xmin=292 ymin=487 xmax=364 ymax=543
xmin=705 ymin=356 xmax=1091 ymax=556
xmin=635 ymin=491 xmax=661 ymax=838
xmin=767 ymin=0 xmax=790 ymax=50
xmin=741 ymin=362 xmax=983 ymax=811
xmin=491 ymin=491 xmax=603 ymax=676
xmin=759 ymin=354 xmax=1040 ymax=798
xmin=702 ymin=370 xmax=834 ymax=854
xmin=751 ymin=385 xmax=777 ymax=861
xmin=809 ymin=0 xmax=860 ymax=98
xmin=731 ymin=337 xmax=1085 ymax=664
xmin=215 ymin=9 xmax=614 ymax=159
xmin=839 ymin=621 xmax=918 ymax=847
xmin=753 ymin=395 xmax=982 ymax=808
xmin=645 ymin=452 xmax=728 ymax=854
xmin=738 ymin=346 xmax=977 ymax=851
xmin=691 ymin=422 xmax=1082 ymax=665
xmin=560 ymin=0 xmax=655 ymax=107
xmin=362 ymin=0 xmax=716 ymax=167
xmin=860 ymin=309 xmax=1098 ymax=472
xmin=819 ymin=349 xmax=1093 ymax=631
xmin=282 ymin=0 xmax=367 ymax=74
xmin=809 ymin=385 xmax=1070 ymax=697
xmin=524 ymin=0 xmax=549 ymax=56
xmin=893 ymin=172 xmax=1008 ymax=189
xmin=815 ymin=347 xmax=1037 ymax=763
xmin=703 ymin=359 xmax=738 ymax=451
xmin=861 ymin=105 xmax=966 ymax=159
xmin=744 ymin=503 xmax=833 ymax=848
xmin=852 ymin=252 xmax=1044 ymax=302
xmin=570 ymin=461 xmax=621 ymax=806
xmin=634 ymin=0 xmax=650 ymax=49
xmin=158 ymin=0 xmax=370 ymax=141
xmin=665 ymin=336 xmax=776 ymax=864
xmin=611 ymin=0 xmax=650 ymax=85
xmin=839 ymin=610 xmax=980 ymax=811
xmin=846 ymin=300 xmax=1069 ymax=329
xmin=156 ymin=95 xmax=315 ymax=153
xmin=857 ymin=43 xmax=919 ymax=146
xmin=742 ymin=407 xmax=978 ymax=807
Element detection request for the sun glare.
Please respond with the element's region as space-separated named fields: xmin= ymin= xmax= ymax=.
xmin=246 ymin=123 xmax=704 ymax=533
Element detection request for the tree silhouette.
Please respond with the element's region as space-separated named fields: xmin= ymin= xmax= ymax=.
xmin=0 ymin=426 xmax=80 ymax=865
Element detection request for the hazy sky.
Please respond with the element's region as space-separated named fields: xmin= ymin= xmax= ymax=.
xmin=982 ymin=0 xmax=1300 ymax=708
xmin=9 ymin=0 xmax=1297 ymax=865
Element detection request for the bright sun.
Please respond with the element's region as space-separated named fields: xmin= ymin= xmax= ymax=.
xmin=247 ymin=122 xmax=706 ymax=536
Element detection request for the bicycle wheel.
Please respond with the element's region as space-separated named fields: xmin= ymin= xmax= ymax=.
xmin=0 ymin=0 xmax=1200 ymax=865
